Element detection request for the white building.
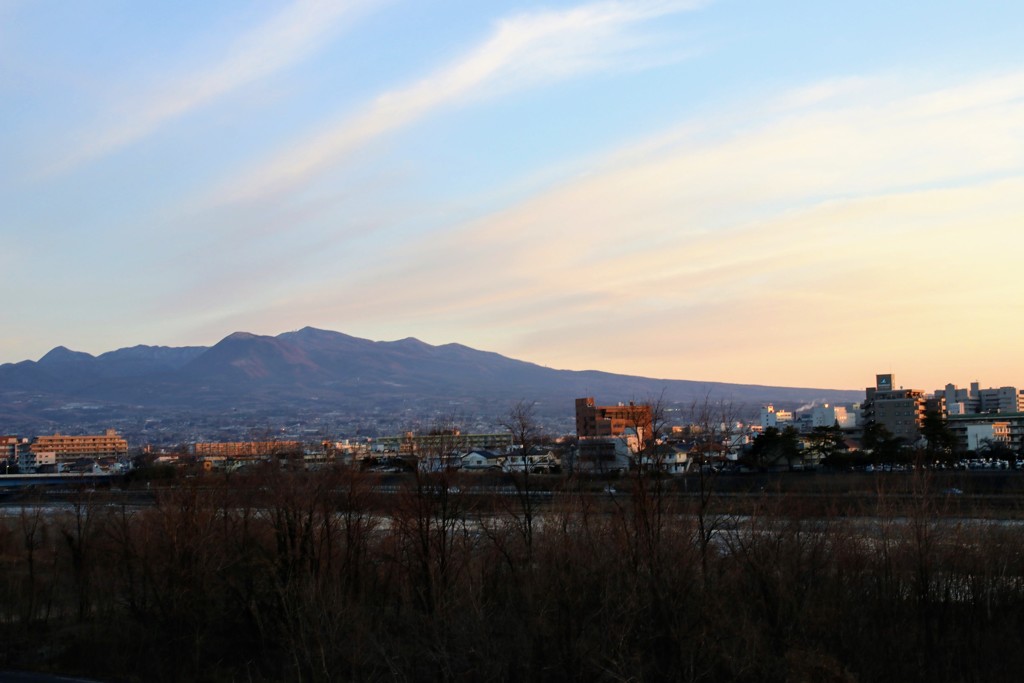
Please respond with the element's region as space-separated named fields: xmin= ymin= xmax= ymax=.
xmin=461 ymin=449 xmax=501 ymax=471
xmin=760 ymin=405 xmax=794 ymax=430
xmin=809 ymin=403 xmax=856 ymax=429
xmin=665 ymin=445 xmax=692 ymax=474
xmin=500 ymin=447 xmax=557 ymax=473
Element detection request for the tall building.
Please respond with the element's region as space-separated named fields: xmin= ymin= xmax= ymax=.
xmin=937 ymin=382 xmax=980 ymax=415
xmin=935 ymin=381 xmax=1024 ymax=415
xmin=575 ymin=397 xmax=653 ymax=442
xmin=978 ymin=387 xmax=1024 ymax=414
xmin=862 ymin=374 xmax=926 ymax=443
xmin=575 ymin=397 xmax=654 ymax=473
xmin=30 ymin=429 xmax=128 ymax=462
xmin=930 ymin=380 xmax=1024 ymax=452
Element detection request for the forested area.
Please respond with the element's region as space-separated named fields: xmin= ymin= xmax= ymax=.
xmin=2 ymin=467 xmax=1024 ymax=682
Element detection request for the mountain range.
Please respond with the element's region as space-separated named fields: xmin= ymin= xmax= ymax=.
xmin=0 ymin=327 xmax=863 ymax=441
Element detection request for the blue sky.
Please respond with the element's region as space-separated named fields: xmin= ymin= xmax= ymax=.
xmin=2 ymin=0 xmax=1023 ymax=390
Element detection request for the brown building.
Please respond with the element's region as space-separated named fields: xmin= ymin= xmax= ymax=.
xmin=30 ymin=429 xmax=128 ymax=462
xmin=575 ymin=397 xmax=653 ymax=442
xmin=193 ymin=441 xmax=302 ymax=458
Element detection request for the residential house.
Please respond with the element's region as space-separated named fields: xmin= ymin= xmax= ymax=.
xmin=462 ymin=449 xmax=502 ymax=471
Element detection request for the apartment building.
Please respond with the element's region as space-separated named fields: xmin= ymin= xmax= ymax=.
xmin=373 ymin=431 xmax=513 ymax=455
xmin=194 ymin=441 xmax=302 ymax=458
xmin=30 ymin=429 xmax=128 ymax=462
xmin=948 ymin=413 xmax=1024 ymax=452
xmin=2 ymin=435 xmax=25 ymax=461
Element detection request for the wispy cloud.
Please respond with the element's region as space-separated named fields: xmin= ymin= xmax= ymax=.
xmin=216 ymin=0 xmax=706 ymax=204
xmin=45 ymin=0 xmax=377 ymax=175
xmin=216 ymin=69 xmax=1024 ymax=384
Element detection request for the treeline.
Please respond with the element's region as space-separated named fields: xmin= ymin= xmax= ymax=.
xmin=2 ymin=468 xmax=1024 ymax=682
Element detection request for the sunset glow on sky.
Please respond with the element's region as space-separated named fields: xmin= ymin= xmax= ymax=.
xmin=2 ymin=1 xmax=1023 ymax=390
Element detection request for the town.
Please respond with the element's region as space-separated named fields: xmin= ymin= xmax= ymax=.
xmin=3 ymin=376 xmax=1024 ymax=682
xmin=4 ymin=373 xmax=1023 ymax=481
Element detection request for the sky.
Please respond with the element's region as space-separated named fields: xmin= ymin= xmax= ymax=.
xmin=2 ymin=0 xmax=1023 ymax=391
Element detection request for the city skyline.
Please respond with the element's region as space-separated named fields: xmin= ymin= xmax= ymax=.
xmin=3 ymin=1 xmax=1024 ymax=390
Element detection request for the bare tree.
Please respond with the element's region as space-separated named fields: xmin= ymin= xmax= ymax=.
xmin=621 ymin=392 xmax=668 ymax=475
xmin=501 ymin=400 xmax=543 ymax=458
xmin=499 ymin=400 xmax=544 ymax=563
xmin=19 ymin=505 xmax=47 ymax=624
xmin=611 ymin=393 xmax=679 ymax=630
xmin=58 ymin=490 xmax=98 ymax=621
xmin=687 ymin=395 xmax=740 ymax=580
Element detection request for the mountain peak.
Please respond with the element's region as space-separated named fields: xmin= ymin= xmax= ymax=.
xmin=391 ymin=336 xmax=428 ymax=347
xmin=283 ymin=326 xmax=344 ymax=340
xmin=38 ymin=346 xmax=94 ymax=364
xmin=277 ymin=327 xmax=363 ymax=350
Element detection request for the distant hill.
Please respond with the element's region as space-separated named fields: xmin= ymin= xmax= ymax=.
xmin=0 ymin=327 xmax=863 ymax=441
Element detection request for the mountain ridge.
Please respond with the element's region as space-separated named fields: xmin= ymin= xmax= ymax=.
xmin=0 ymin=327 xmax=863 ymax=441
